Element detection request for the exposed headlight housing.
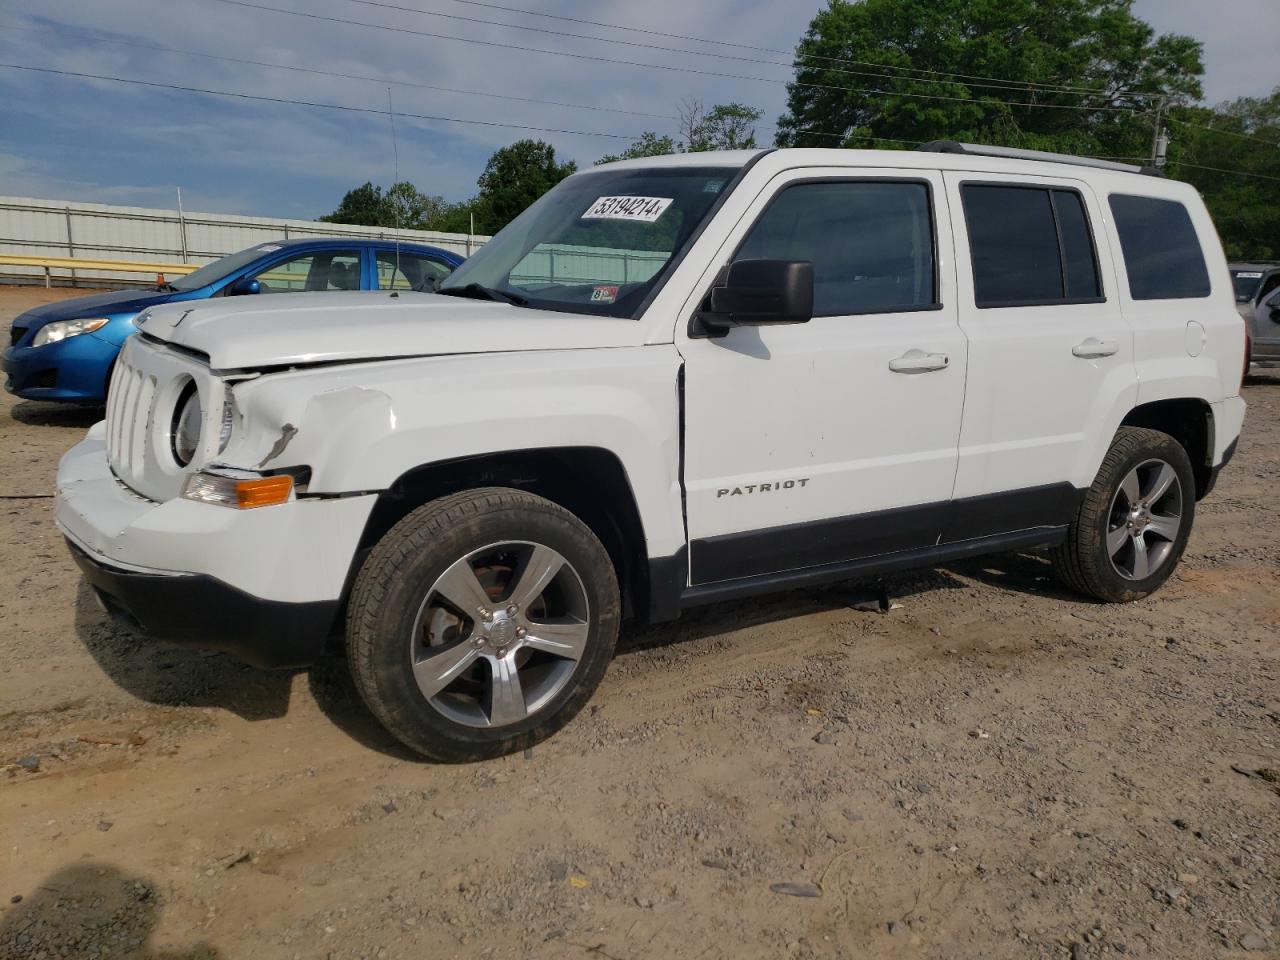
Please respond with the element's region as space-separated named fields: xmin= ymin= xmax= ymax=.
xmin=32 ymin=317 xmax=109 ymax=347
xmin=169 ymin=383 xmax=234 ymax=467
xmin=171 ymin=382 xmax=203 ymax=466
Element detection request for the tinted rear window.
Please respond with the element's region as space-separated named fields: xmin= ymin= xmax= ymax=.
xmin=1108 ymin=194 xmax=1210 ymax=300
xmin=962 ymin=184 xmax=1102 ymax=307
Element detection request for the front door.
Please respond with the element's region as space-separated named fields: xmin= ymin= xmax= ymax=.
xmin=679 ymin=169 xmax=968 ymax=586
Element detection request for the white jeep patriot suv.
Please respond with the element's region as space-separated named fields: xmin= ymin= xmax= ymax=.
xmin=54 ymin=144 xmax=1247 ymax=761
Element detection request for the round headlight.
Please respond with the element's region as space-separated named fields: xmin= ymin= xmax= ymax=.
xmin=171 ymin=383 xmax=203 ymax=466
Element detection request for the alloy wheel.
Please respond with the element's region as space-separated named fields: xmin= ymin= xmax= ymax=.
xmin=409 ymin=541 xmax=590 ymax=728
xmin=1106 ymin=458 xmax=1184 ymax=581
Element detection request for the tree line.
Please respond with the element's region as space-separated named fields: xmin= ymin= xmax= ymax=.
xmin=320 ymin=98 xmax=762 ymax=237
xmin=321 ymin=0 xmax=1277 ymax=259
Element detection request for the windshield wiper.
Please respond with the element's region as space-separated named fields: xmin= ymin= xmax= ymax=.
xmin=155 ymin=282 xmax=178 ymax=293
xmin=436 ymin=282 xmax=528 ymax=307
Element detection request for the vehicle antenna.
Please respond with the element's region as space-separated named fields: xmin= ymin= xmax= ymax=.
xmin=387 ymin=86 xmax=401 ymax=296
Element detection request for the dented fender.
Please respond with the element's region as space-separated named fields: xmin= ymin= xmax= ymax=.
xmin=218 ymin=346 xmax=688 ymax=557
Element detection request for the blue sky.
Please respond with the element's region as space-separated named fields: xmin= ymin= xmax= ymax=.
xmin=1 ymin=0 xmax=1276 ymax=221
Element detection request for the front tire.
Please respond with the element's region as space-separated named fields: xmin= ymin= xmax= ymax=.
xmin=346 ymin=488 xmax=620 ymax=762
xmin=1054 ymin=427 xmax=1195 ymax=602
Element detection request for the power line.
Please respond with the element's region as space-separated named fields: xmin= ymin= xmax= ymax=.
xmin=333 ymin=0 xmax=1129 ymax=101
xmin=431 ymin=0 xmax=1126 ymax=98
xmin=1166 ymin=160 xmax=1280 ymax=183
xmin=207 ymin=0 xmax=1146 ymax=115
xmin=11 ymin=61 xmax=1275 ymax=183
xmin=1167 ymin=116 xmax=1280 ymax=149
xmin=0 ymin=63 xmax=641 ymax=139
xmin=1 ymin=21 xmax=680 ymax=121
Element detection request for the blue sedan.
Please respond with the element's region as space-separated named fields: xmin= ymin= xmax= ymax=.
xmin=3 ymin=238 xmax=464 ymax=405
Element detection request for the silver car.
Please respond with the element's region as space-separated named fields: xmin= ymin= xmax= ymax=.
xmin=1231 ymin=261 xmax=1280 ymax=322
xmin=1251 ymin=287 xmax=1280 ymax=365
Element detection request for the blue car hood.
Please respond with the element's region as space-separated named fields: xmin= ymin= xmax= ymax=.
xmin=17 ymin=288 xmax=181 ymax=328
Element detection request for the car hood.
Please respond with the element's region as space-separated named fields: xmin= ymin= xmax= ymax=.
xmin=17 ymin=288 xmax=176 ymax=328
xmin=135 ymin=291 xmax=647 ymax=369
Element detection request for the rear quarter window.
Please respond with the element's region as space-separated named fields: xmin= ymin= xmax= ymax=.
xmin=1108 ymin=194 xmax=1211 ymax=300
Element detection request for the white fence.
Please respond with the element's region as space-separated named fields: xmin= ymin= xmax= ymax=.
xmin=511 ymin=244 xmax=670 ymax=287
xmin=0 ymin=195 xmax=490 ymax=287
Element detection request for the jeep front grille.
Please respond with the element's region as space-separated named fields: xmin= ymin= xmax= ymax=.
xmin=104 ymin=356 xmax=156 ymax=480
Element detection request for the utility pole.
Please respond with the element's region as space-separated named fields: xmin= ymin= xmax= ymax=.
xmin=1150 ymin=96 xmax=1167 ymax=168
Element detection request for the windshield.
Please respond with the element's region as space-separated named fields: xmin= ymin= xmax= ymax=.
xmin=1232 ymin=270 xmax=1263 ymax=303
xmin=439 ymin=166 xmax=740 ymax=318
xmin=169 ymin=244 xmax=289 ymax=291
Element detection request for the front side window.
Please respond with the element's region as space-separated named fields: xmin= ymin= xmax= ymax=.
xmin=962 ymin=184 xmax=1103 ymax=307
xmin=1109 ymin=194 xmax=1210 ymax=300
xmin=438 ymin=166 xmax=737 ymax=318
xmin=733 ymin=180 xmax=937 ymax=316
xmin=376 ymin=251 xmax=452 ymax=291
xmin=251 ymin=251 xmax=361 ymax=294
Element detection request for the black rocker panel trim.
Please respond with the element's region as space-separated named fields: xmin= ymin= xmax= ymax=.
xmin=691 ymin=500 xmax=947 ymax=585
xmin=688 ymin=482 xmax=1085 ymax=586
xmin=941 ymin=482 xmax=1082 ymax=543
xmin=679 ymin=527 xmax=1066 ymax=609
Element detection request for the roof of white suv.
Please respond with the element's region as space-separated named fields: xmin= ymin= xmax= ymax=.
xmin=592 ymin=146 xmax=1166 ymax=183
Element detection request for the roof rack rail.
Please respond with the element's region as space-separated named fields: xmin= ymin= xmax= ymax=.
xmin=916 ymin=140 xmax=1164 ymax=177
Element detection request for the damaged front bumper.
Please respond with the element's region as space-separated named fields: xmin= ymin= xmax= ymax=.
xmin=56 ymin=422 xmax=379 ymax=667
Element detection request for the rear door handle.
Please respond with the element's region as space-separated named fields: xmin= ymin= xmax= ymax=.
xmin=1072 ymin=337 xmax=1119 ymax=359
xmin=889 ymin=349 xmax=950 ymax=374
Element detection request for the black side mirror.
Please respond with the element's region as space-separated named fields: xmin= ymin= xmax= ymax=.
xmin=700 ymin=259 xmax=813 ymax=332
xmin=1269 ymin=306 xmax=1280 ymax=323
xmin=228 ymin=277 xmax=261 ymax=296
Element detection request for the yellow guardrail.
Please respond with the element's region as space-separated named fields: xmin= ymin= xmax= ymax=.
xmin=0 ymin=255 xmax=315 ymax=291
xmin=0 ymin=254 xmax=199 ymax=287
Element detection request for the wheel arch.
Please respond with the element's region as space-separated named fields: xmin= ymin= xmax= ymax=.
xmin=1119 ymin=397 xmax=1214 ymax=499
xmin=350 ymin=447 xmax=656 ymax=622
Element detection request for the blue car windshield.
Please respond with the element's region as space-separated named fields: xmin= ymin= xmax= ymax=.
xmin=168 ymin=244 xmax=290 ymax=291
xmin=438 ymin=166 xmax=739 ymax=318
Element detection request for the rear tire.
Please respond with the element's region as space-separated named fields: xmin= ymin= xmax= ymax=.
xmin=1053 ymin=427 xmax=1195 ymax=602
xmin=346 ymin=487 xmax=619 ymax=762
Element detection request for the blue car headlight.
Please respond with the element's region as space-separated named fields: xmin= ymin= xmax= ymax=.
xmin=32 ymin=317 xmax=110 ymax=347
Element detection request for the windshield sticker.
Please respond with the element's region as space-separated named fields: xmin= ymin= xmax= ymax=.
xmin=257 ymin=244 xmax=282 ymax=252
xmin=703 ymin=179 xmax=726 ymax=194
xmin=590 ymin=285 xmax=619 ymax=304
xmin=581 ymin=196 xmax=673 ymax=223
xmin=1236 ymin=272 xmax=1263 ymax=278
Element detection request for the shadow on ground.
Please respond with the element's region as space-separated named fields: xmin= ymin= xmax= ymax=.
xmin=9 ymin=400 xmax=102 ymax=428
xmin=0 ymin=862 xmax=220 ymax=959
xmin=72 ymin=578 xmax=422 ymax=760
xmin=70 ymin=549 xmax=1088 ymax=759
xmin=621 ymin=549 xmax=1083 ymax=654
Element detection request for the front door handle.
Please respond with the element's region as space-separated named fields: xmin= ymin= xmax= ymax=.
xmin=1072 ymin=337 xmax=1119 ymax=359
xmin=889 ymin=349 xmax=950 ymax=374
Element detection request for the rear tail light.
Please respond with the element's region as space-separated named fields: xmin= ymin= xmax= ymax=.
xmin=1242 ymin=329 xmax=1251 ymax=390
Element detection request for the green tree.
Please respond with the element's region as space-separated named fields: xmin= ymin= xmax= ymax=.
xmin=596 ymin=102 xmax=761 ymax=166
xmin=597 ymin=132 xmax=678 ymax=165
xmin=319 ymin=181 xmax=386 ymax=227
xmin=472 ymin=139 xmax=577 ymax=233
xmin=682 ymin=100 xmax=763 ymax=152
xmin=775 ymin=0 xmax=1203 ymax=159
xmin=1166 ymin=88 xmax=1280 ymax=260
xmin=320 ymin=181 xmax=448 ymax=230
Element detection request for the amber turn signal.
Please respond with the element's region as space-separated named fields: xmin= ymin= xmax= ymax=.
xmin=182 ymin=471 xmax=294 ymax=509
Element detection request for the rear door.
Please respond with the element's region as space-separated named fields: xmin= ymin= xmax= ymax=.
xmin=679 ymin=168 xmax=968 ymax=585
xmin=943 ymin=172 xmax=1137 ymax=539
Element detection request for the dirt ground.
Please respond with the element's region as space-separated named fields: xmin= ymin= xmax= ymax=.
xmin=0 ymin=284 xmax=1277 ymax=960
